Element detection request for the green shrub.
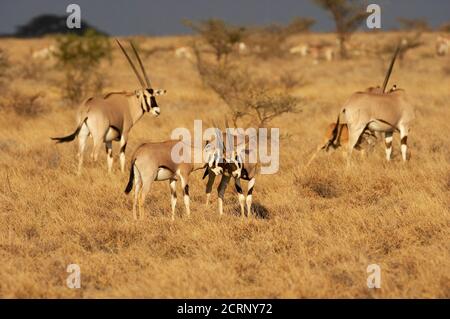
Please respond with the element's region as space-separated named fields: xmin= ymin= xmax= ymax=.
xmin=54 ymin=29 xmax=111 ymax=104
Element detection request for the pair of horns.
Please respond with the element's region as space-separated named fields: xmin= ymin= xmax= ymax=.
xmin=116 ymin=39 xmax=151 ymax=89
xmin=381 ymin=42 xmax=401 ymax=93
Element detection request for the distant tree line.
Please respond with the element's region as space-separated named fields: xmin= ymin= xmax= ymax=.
xmin=3 ymin=14 xmax=106 ymax=38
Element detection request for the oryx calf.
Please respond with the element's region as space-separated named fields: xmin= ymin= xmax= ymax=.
xmin=124 ymin=139 xmax=221 ymax=220
xmin=51 ymin=40 xmax=166 ymax=175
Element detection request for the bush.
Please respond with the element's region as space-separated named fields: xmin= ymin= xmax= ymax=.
xmin=246 ymin=18 xmax=315 ymax=59
xmin=0 ymin=91 xmax=46 ymax=118
xmin=184 ymin=19 xmax=245 ymax=63
xmin=53 ymin=29 xmax=111 ymax=104
xmin=194 ymin=47 xmax=300 ymax=127
xmin=0 ymin=48 xmax=10 ymax=90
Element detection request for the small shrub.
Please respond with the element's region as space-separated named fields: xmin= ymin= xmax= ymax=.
xmin=194 ymin=47 xmax=300 ymax=127
xmin=246 ymin=17 xmax=315 ymax=59
xmin=184 ymin=19 xmax=245 ymax=63
xmin=53 ymin=29 xmax=111 ymax=105
xmin=0 ymin=90 xmax=46 ymax=118
xmin=0 ymin=48 xmax=10 ymax=90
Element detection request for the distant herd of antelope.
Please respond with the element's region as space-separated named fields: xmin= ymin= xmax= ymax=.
xmin=52 ymin=38 xmax=417 ymax=220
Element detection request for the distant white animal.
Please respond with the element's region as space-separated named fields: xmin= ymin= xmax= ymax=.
xmin=309 ymin=44 xmax=336 ymax=63
xmin=324 ymin=47 xmax=335 ymax=62
xmin=32 ymin=45 xmax=56 ymax=60
xmin=289 ymin=44 xmax=309 ymax=57
xmin=174 ymin=47 xmax=192 ymax=60
xmin=237 ymin=42 xmax=247 ymax=54
xmin=436 ymin=36 xmax=449 ymax=56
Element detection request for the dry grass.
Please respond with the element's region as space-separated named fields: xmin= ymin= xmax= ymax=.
xmin=0 ymin=32 xmax=449 ymax=298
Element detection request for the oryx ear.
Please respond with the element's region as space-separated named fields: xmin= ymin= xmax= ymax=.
xmin=154 ymin=89 xmax=167 ymax=96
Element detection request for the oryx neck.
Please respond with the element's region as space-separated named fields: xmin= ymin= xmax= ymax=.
xmin=129 ymin=93 xmax=146 ymax=125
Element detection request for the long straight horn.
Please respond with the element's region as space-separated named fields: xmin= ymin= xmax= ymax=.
xmin=115 ymin=39 xmax=145 ymax=88
xmin=381 ymin=43 xmax=401 ymax=93
xmin=129 ymin=40 xmax=151 ymax=88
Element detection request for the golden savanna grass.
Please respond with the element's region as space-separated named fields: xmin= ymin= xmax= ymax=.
xmin=0 ymin=32 xmax=449 ymax=298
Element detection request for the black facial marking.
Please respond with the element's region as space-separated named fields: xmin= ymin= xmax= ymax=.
xmin=235 ymin=183 xmax=243 ymax=194
xmin=241 ymin=168 xmax=249 ymax=180
xmin=401 ymin=136 xmax=408 ymax=145
xmin=142 ymin=95 xmax=150 ymax=112
xmin=248 ymin=186 xmax=254 ymax=195
xmin=147 ymin=88 xmax=154 ymax=95
xmin=184 ymin=184 xmax=189 ymax=196
xmin=150 ymin=96 xmax=158 ymax=109
xmin=202 ymin=168 xmax=209 ymax=179
xmin=120 ymin=143 xmax=127 ymax=154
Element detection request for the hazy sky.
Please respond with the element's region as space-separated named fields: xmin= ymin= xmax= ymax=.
xmin=0 ymin=0 xmax=449 ymax=35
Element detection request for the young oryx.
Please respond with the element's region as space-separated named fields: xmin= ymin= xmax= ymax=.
xmin=203 ymin=130 xmax=258 ymax=217
xmin=326 ymin=47 xmax=414 ymax=164
xmin=124 ymin=138 xmax=223 ymax=221
xmin=51 ymin=40 xmax=166 ymax=175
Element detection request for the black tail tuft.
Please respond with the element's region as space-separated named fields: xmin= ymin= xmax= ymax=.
xmin=124 ymin=160 xmax=135 ymax=194
xmin=51 ymin=117 xmax=87 ymax=143
xmin=325 ymin=113 xmax=342 ymax=151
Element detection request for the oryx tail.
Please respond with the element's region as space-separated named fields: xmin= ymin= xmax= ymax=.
xmin=124 ymin=159 xmax=136 ymax=194
xmin=51 ymin=117 xmax=87 ymax=143
xmin=305 ymin=113 xmax=342 ymax=168
xmin=325 ymin=113 xmax=342 ymax=151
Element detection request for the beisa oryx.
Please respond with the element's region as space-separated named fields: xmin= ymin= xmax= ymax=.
xmin=305 ymin=83 xmax=402 ymax=168
xmin=203 ymin=128 xmax=258 ymax=217
xmin=51 ymin=40 xmax=166 ymax=175
xmin=325 ymin=44 xmax=415 ymax=164
xmin=124 ymin=136 xmax=224 ymax=221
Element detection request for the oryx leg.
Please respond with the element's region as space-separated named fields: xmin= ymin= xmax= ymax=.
xmin=119 ymin=135 xmax=128 ymax=173
xmin=105 ymin=141 xmax=113 ymax=173
xmin=137 ymin=164 xmax=158 ymax=220
xmin=132 ymin=165 xmax=142 ymax=221
xmin=346 ymin=125 xmax=366 ymax=167
xmin=234 ymin=178 xmax=245 ymax=217
xmin=178 ymin=170 xmax=191 ymax=217
xmin=384 ymin=132 xmax=393 ymax=161
xmin=169 ymin=178 xmax=177 ymax=221
xmin=399 ymin=125 xmax=409 ymax=161
xmin=217 ymin=174 xmax=231 ymax=216
xmin=77 ymin=122 xmax=89 ymax=176
xmin=205 ymin=173 xmax=216 ymax=206
xmin=87 ymin=118 xmax=108 ymax=163
xmin=246 ymin=177 xmax=255 ymax=218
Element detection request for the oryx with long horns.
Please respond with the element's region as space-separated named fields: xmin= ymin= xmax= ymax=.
xmin=323 ymin=44 xmax=415 ymax=164
xmin=51 ymin=40 xmax=166 ymax=175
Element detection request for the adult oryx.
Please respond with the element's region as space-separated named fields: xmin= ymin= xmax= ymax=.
xmin=51 ymin=40 xmax=166 ymax=175
xmin=325 ymin=46 xmax=415 ymax=164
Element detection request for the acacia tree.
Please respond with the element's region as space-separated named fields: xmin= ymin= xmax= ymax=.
xmin=247 ymin=17 xmax=315 ymax=59
xmin=313 ymin=0 xmax=367 ymax=58
xmin=193 ymin=46 xmax=299 ymax=128
xmin=184 ymin=19 xmax=245 ymax=63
